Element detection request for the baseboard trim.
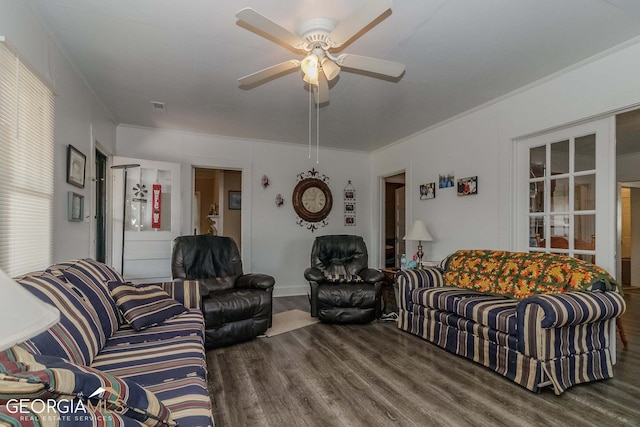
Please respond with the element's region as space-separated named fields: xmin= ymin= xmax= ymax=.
xmin=273 ymin=285 xmax=307 ymax=297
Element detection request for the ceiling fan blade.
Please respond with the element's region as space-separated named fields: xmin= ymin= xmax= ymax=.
xmin=236 ymin=8 xmax=306 ymax=50
xmin=238 ymin=60 xmax=301 ymax=86
xmin=328 ymin=0 xmax=392 ymax=48
xmin=338 ymin=54 xmax=405 ymax=77
xmin=313 ymin=74 xmax=329 ymax=104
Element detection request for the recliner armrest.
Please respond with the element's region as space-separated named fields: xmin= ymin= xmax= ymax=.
xmin=304 ymin=267 xmax=325 ymax=283
xmin=236 ymin=273 xmax=275 ymax=290
xmin=359 ymin=268 xmax=384 ymax=283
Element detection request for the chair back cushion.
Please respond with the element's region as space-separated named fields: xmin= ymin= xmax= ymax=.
xmin=172 ymin=235 xmax=243 ymax=291
xmin=310 ymin=235 xmax=368 ymax=276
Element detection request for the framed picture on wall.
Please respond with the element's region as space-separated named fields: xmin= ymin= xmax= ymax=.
xmin=68 ymin=191 xmax=84 ymax=221
xmin=67 ymin=145 xmax=86 ymax=188
xmin=457 ymin=176 xmax=478 ymax=196
xmin=228 ymin=190 xmax=241 ymax=210
xmin=420 ymin=183 xmax=436 ymax=200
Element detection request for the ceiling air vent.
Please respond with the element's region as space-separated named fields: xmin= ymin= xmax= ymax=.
xmin=150 ymin=101 xmax=166 ymax=112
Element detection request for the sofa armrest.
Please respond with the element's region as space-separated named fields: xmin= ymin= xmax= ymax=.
xmin=396 ymin=268 xmax=445 ymax=310
xmin=158 ymin=279 xmax=201 ymax=310
xmin=516 ymin=291 xmax=626 ymax=361
xmin=236 ymin=273 xmax=275 ymax=290
xmin=516 ymin=291 xmax=626 ymax=329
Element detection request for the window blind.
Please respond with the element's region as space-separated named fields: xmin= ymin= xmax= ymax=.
xmin=0 ymin=38 xmax=55 ymax=277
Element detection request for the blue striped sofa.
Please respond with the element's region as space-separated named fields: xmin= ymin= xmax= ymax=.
xmin=1 ymin=259 xmax=213 ymax=426
xmin=397 ymin=250 xmax=626 ymax=395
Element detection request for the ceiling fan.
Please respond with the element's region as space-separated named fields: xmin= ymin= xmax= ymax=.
xmin=236 ymin=0 xmax=405 ymax=103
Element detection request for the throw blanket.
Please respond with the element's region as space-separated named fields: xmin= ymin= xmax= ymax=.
xmin=443 ymin=249 xmax=618 ymax=299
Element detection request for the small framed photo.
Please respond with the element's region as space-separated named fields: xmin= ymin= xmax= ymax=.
xmin=67 ymin=145 xmax=86 ymax=188
xmin=439 ymin=173 xmax=455 ymax=189
xmin=68 ymin=191 xmax=84 ymax=222
xmin=457 ymin=176 xmax=478 ymax=196
xmin=420 ymin=183 xmax=436 ymax=200
xmin=228 ymin=190 xmax=242 ymax=210
xmin=345 ymin=202 xmax=356 ymax=213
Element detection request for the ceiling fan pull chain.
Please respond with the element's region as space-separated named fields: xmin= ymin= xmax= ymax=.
xmin=308 ymin=85 xmax=312 ymax=160
xmin=316 ymin=83 xmax=320 ymax=164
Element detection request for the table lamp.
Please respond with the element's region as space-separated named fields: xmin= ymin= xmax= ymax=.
xmin=0 ymin=267 xmax=60 ymax=352
xmin=403 ymin=220 xmax=434 ymax=267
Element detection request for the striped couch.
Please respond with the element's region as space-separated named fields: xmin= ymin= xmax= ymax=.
xmin=397 ymin=250 xmax=626 ymax=395
xmin=0 ymin=259 xmax=213 ymax=426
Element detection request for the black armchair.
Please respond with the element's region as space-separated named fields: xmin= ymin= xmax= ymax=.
xmin=304 ymin=235 xmax=384 ymax=323
xmin=172 ymin=235 xmax=274 ymax=349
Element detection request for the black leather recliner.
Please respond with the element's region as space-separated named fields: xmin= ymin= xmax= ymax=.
xmin=171 ymin=235 xmax=274 ymax=349
xmin=304 ymin=235 xmax=384 ymax=323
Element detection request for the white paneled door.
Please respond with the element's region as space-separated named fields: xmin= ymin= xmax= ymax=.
xmin=112 ymin=157 xmax=181 ymax=283
xmin=514 ymin=118 xmax=615 ymax=275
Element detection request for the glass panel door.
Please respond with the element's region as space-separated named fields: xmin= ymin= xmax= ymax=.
xmin=516 ymin=117 xmax=614 ymax=274
xmin=112 ymin=156 xmax=181 ymax=282
xmin=528 ymin=137 xmax=596 ymax=262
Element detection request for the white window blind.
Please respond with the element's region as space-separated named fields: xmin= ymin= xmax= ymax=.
xmin=0 ymin=38 xmax=55 ymax=277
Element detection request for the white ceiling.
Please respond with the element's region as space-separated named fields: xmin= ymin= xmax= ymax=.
xmin=24 ymin=0 xmax=640 ymax=152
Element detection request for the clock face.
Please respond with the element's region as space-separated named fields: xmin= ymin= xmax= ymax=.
xmin=292 ymin=178 xmax=332 ymax=223
xmin=302 ymin=187 xmax=326 ymax=213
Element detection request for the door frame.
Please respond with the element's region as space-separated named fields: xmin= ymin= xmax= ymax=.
xmin=511 ymin=116 xmax=616 ymax=275
xmin=90 ymin=138 xmax=113 ymax=265
xmin=183 ymin=156 xmax=252 ymax=269
xmin=378 ymin=170 xmax=406 ymax=269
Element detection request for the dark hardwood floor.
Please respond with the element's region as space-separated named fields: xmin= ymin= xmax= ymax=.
xmin=207 ymin=293 xmax=640 ymax=427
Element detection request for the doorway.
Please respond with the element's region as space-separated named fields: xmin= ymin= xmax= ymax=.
xmin=383 ymin=173 xmax=406 ymax=268
xmin=193 ymin=168 xmax=242 ymax=249
xmin=616 ymin=108 xmax=640 ymax=289
xmin=94 ymin=148 xmax=108 ymax=263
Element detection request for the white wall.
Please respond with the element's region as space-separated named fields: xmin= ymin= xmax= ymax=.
xmin=116 ymin=125 xmax=372 ymax=296
xmin=1 ymin=0 xmax=117 ymax=264
xmin=371 ymin=39 xmax=640 ymax=263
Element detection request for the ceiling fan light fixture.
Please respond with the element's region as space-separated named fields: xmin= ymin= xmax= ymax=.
xmin=321 ymin=58 xmax=340 ymax=80
xmin=303 ymin=70 xmax=319 ymax=85
xmin=300 ymin=54 xmax=319 ymax=77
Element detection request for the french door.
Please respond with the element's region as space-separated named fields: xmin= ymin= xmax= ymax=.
xmin=112 ymin=157 xmax=181 ymax=282
xmin=514 ymin=118 xmax=615 ymax=274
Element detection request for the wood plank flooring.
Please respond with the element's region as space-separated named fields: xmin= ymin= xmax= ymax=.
xmin=207 ymin=293 xmax=640 ymax=427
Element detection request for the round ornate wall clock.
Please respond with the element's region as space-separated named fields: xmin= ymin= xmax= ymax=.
xmin=293 ymin=169 xmax=332 ymax=231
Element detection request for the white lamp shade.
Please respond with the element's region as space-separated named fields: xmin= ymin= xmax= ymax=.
xmin=0 ymin=267 xmax=60 ymax=351
xmin=300 ymin=54 xmax=319 ymax=76
xmin=321 ymin=58 xmax=340 ymax=81
xmin=403 ymin=220 xmax=434 ymax=242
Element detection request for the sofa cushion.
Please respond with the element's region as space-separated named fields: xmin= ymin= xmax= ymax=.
xmin=48 ymin=259 xmax=122 ymax=340
xmin=92 ymin=309 xmax=213 ymax=427
xmin=412 ymin=286 xmax=518 ymax=335
xmin=14 ymin=272 xmax=103 ymax=365
xmin=0 ymin=347 xmax=176 ymax=426
xmin=108 ymin=283 xmax=188 ymax=331
xmin=92 ymin=309 xmax=206 ymax=383
xmin=444 ymin=250 xmax=618 ymax=299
